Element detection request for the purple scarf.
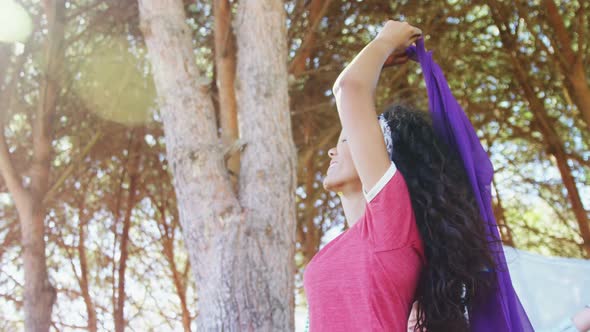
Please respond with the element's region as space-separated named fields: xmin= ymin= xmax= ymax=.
xmin=406 ymin=39 xmax=534 ymax=331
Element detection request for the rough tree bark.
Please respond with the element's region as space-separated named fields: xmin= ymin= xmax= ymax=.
xmin=234 ymin=3 xmax=297 ymax=329
xmin=139 ymin=0 xmax=297 ymax=330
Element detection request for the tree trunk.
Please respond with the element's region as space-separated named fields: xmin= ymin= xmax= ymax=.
xmin=78 ymin=216 xmax=98 ymax=332
xmin=161 ymin=215 xmax=193 ymax=332
xmin=139 ymin=0 xmax=297 ymax=330
xmin=114 ymin=130 xmax=143 ymax=332
xmin=566 ymin=59 xmax=590 ymax=132
xmin=74 ymin=185 xmax=98 ymax=332
xmin=0 ymin=1 xmax=66 ymax=330
xmin=234 ymin=2 xmax=297 ymax=329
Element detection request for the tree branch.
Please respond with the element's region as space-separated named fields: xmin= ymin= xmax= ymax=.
xmin=574 ymin=1 xmax=586 ymax=63
xmin=543 ymin=0 xmax=575 ymax=64
xmin=289 ymin=0 xmax=333 ymax=76
xmin=0 ymin=95 xmax=29 ymax=212
xmin=42 ymin=130 xmax=103 ymax=205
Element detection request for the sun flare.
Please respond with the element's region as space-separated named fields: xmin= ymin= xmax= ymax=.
xmin=0 ymin=0 xmax=33 ymax=43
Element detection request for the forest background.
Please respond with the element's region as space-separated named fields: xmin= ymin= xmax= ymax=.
xmin=0 ymin=0 xmax=588 ymax=331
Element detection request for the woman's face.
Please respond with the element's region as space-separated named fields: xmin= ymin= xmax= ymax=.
xmin=323 ymin=130 xmax=361 ymax=192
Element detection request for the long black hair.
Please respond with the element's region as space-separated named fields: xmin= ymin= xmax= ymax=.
xmin=380 ymin=103 xmax=501 ymax=331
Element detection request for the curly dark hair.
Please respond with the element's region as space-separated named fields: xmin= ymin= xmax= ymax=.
xmin=380 ymin=103 xmax=501 ymax=332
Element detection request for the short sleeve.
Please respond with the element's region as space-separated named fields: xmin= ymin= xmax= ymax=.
xmin=363 ymin=161 xmax=398 ymax=203
xmin=361 ymin=161 xmax=418 ymax=252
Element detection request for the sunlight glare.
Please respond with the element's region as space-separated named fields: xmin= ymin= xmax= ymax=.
xmin=0 ymin=0 xmax=33 ymax=43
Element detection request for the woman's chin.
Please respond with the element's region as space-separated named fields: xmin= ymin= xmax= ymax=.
xmin=322 ymin=176 xmax=340 ymax=193
xmin=322 ymin=177 xmax=332 ymax=192
xmin=322 ymin=180 xmax=330 ymax=192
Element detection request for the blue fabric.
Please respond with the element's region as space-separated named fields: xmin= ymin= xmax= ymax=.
xmin=406 ymin=39 xmax=535 ymax=332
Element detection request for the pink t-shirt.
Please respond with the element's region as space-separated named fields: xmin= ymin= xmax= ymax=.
xmin=303 ymin=161 xmax=426 ymax=331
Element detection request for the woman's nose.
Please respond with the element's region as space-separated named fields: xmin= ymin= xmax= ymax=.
xmin=328 ymin=148 xmax=336 ymax=157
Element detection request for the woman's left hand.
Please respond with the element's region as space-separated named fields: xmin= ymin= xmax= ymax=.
xmin=383 ymin=52 xmax=410 ymax=68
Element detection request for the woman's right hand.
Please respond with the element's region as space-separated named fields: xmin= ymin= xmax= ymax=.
xmin=376 ymin=20 xmax=422 ymax=49
xmin=376 ymin=20 xmax=422 ymax=68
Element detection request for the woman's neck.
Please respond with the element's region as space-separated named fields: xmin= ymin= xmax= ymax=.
xmin=339 ymin=188 xmax=366 ymax=228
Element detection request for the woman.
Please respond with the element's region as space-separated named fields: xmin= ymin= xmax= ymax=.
xmin=302 ymin=21 xmax=498 ymax=331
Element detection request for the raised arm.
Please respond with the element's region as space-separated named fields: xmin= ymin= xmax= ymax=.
xmin=332 ymin=20 xmax=421 ymax=194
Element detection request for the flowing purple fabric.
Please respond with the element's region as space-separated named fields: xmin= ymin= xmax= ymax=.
xmin=405 ymin=39 xmax=535 ymax=331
